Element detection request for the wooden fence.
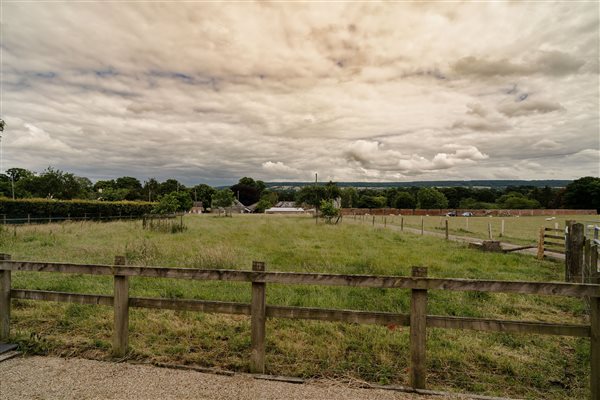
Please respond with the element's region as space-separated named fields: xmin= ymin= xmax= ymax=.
xmin=0 ymin=255 xmax=599 ymax=398
xmin=537 ymin=226 xmax=566 ymax=259
xmin=584 ymin=226 xmax=600 ymax=285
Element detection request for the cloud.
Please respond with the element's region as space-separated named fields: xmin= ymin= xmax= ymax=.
xmin=450 ymin=103 xmax=511 ymax=132
xmin=452 ymin=51 xmax=585 ymax=78
xmin=498 ymin=98 xmax=564 ymax=117
xmin=261 ymin=161 xmax=302 ymax=178
xmin=1 ymin=2 xmax=598 ymax=184
xmin=532 ymin=139 xmax=560 ymax=150
xmin=11 ymin=123 xmax=79 ymax=154
xmin=345 ymin=141 xmax=488 ymax=174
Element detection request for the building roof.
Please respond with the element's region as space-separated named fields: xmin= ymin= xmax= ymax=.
xmin=265 ymin=207 xmax=305 ymax=212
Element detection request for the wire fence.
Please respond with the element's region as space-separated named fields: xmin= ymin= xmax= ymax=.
xmin=0 ymin=214 xmax=143 ymax=225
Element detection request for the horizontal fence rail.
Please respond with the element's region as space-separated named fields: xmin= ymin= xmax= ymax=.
xmin=10 ymin=289 xmax=591 ymax=337
xmin=0 ymin=254 xmax=598 ymax=398
xmin=2 ymin=260 xmax=599 ymax=297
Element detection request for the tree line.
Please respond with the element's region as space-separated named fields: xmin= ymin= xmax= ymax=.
xmin=0 ymin=167 xmax=598 ymax=212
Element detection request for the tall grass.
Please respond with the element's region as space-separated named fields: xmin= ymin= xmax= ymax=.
xmin=0 ymin=215 xmax=591 ymax=399
xmin=377 ymin=214 xmax=600 ymax=245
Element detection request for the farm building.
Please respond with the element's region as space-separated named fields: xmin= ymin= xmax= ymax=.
xmin=189 ymin=202 xmax=203 ymax=214
xmin=230 ymin=199 xmax=254 ymax=213
xmin=265 ymin=207 xmax=307 ymax=214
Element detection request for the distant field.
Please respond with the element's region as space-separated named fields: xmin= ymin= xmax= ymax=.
xmin=0 ymin=215 xmax=593 ymax=399
xmin=362 ymin=214 xmax=600 ymax=245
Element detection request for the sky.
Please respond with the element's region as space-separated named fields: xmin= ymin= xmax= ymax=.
xmin=1 ymin=2 xmax=599 ymax=186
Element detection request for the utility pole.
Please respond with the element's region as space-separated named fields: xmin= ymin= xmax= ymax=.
xmin=0 ymin=119 xmax=5 ymax=174
xmin=315 ymin=172 xmax=318 ymax=224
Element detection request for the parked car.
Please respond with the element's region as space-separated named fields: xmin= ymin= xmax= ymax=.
xmin=462 ymin=212 xmax=473 ymax=217
xmin=446 ymin=211 xmax=457 ymax=217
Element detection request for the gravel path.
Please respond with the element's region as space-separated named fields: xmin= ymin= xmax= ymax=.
xmin=0 ymin=356 xmax=458 ymax=400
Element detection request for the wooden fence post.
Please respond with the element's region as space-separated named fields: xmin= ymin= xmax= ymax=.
xmin=592 ymin=244 xmax=599 ymax=284
xmin=445 ymin=219 xmax=449 ymax=240
xmin=591 ymin=292 xmax=599 ymax=400
xmin=372 ymin=215 xmax=375 ymax=226
xmin=384 ymin=217 xmax=387 ymax=228
xmin=0 ymin=254 xmax=11 ymax=341
xmin=27 ymin=214 xmax=31 ymax=224
xmin=421 ymin=217 xmax=424 ymax=235
xmin=488 ymin=222 xmax=493 ymax=240
xmin=250 ymin=261 xmax=266 ymax=373
xmin=537 ymin=227 xmax=545 ymax=260
xmin=585 ymin=239 xmax=592 ymax=283
xmin=566 ymin=223 xmax=584 ymax=283
xmin=401 ymin=217 xmax=404 ymax=231
xmin=112 ymin=255 xmax=129 ymax=357
xmin=410 ymin=266 xmax=428 ymax=389
xmin=501 ymin=219 xmax=505 ymax=237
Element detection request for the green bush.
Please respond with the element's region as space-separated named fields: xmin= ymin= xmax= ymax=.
xmin=152 ymin=192 xmax=192 ymax=214
xmin=320 ymin=199 xmax=340 ymax=223
xmin=0 ymin=197 xmax=155 ymax=219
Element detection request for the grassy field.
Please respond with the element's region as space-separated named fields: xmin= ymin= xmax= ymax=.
xmin=0 ymin=215 xmax=593 ymax=399
xmin=361 ymin=214 xmax=600 ymax=245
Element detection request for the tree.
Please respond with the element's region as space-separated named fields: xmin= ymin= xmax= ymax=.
xmin=254 ymin=198 xmax=273 ymax=213
xmin=173 ymin=191 xmax=193 ymax=211
xmin=152 ymin=193 xmax=179 ymax=214
xmin=340 ymin=188 xmax=358 ymax=208
xmin=75 ymin=177 xmax=93 ymax=199
xmin=143 ymin=178 xmax=160 ymax=202
xmin=159 ymin=179 xmax=183 ymax=196
xmin=212 ymin=189 xmax=235 ymax=209
xmin=358 ymin=195 xmax=387 ymax=209
xmin=230 ymin=177 xmax=266 ymax=205
xmin=319 ymin=199 xmax=340 ymax=223
xmin=473 ymin=188 xmax=499 ymax=203
xmin=5 ymin=168 xmax=33 ymax=183
xmin=496 ymin=192 xmax=541 ymax=209
xmin=458 ymin=197 xmax=497 ymax=209
xmin=17 ymin=167 xmax=85 ymax=199
xmin=152 ymin=191 xmax=193 ymax=214
xmin=562 ymin=177 xmax=600 ymax=211
xmin=254 ymin=191 xmax=279 ymax=213
xmin=394 ymin=191 xmax=416 ymax=209
xmin=296 ymin=186 xmax=327 ymax=209
xmin=115 ymin=176 xmax=143 ymax=200
xmin=99 ymin=187 xmax=129 ymax=201
xmin=93 ymin=180 xmax=116 ymax=192
xmin=192 ymin=184 xmax=216 ymax=211
xmin=324 ymin=181 xmax=341 ymax=201
xmin=0 ymin=168 xmax=34 ymax=198
xmin=417 ymin=188 xmax=448 ymax=209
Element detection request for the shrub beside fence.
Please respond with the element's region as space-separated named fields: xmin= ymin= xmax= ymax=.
xmin=0 ymin=255 xmax=598 ymax=398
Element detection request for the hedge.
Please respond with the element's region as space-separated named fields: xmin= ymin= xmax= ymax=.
xmin=0 ymin=197 xmax=155 ymax=219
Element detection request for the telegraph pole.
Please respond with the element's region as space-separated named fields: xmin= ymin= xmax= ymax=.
xmin=0 ymin=119 xmax=5 ymax=174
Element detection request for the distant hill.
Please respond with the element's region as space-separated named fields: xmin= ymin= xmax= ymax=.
xmin=264 ymin=180 xmax=572 ymax=190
